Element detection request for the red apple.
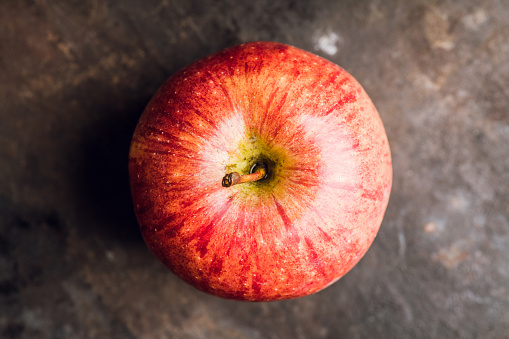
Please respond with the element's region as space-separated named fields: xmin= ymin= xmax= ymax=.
xmin=129 ymin=41 xmax=392 ymax=301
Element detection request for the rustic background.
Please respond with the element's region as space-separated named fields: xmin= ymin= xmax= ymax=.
xmin=1 ymin=0 xmax=509 ymax=338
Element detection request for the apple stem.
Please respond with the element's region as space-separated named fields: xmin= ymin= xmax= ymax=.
xmin=222 ymin=167 xmax=267 ymax=187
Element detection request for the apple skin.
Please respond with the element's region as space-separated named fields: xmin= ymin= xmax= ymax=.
xmin=129 ymin=41 xmax=392 ymax=301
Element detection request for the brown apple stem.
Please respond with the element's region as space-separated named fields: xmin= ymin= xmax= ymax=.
xmin=222 ymin=167 xmax=266 ymax=187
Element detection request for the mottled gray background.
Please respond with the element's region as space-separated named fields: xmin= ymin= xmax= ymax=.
xmin=1 ymin=0 xmax=509 ymax=338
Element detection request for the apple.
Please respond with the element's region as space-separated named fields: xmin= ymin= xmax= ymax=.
xmin=129 ymin=41 xmax=392 ymax=301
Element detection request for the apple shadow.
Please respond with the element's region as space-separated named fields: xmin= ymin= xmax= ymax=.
xmin=72 ymin=94 xmax=148 ymax=244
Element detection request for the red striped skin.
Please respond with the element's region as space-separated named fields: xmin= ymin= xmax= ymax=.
xmin=129 ymin=42 xmax=392 ymax=301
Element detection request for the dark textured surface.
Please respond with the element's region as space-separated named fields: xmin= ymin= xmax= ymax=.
xmin=1 ymin=0 xmax=508 ymax=338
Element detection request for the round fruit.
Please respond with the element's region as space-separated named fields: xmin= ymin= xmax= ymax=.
xmin=129 ymin=42 xmax=392 ymax=301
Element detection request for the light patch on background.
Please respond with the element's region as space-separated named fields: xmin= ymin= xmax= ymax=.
xmin=314 ymin=32 xmax=341 ymax=56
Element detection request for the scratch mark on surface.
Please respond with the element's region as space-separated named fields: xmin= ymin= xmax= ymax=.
xmin=386 ymin=281 xmax=414 ymax=323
